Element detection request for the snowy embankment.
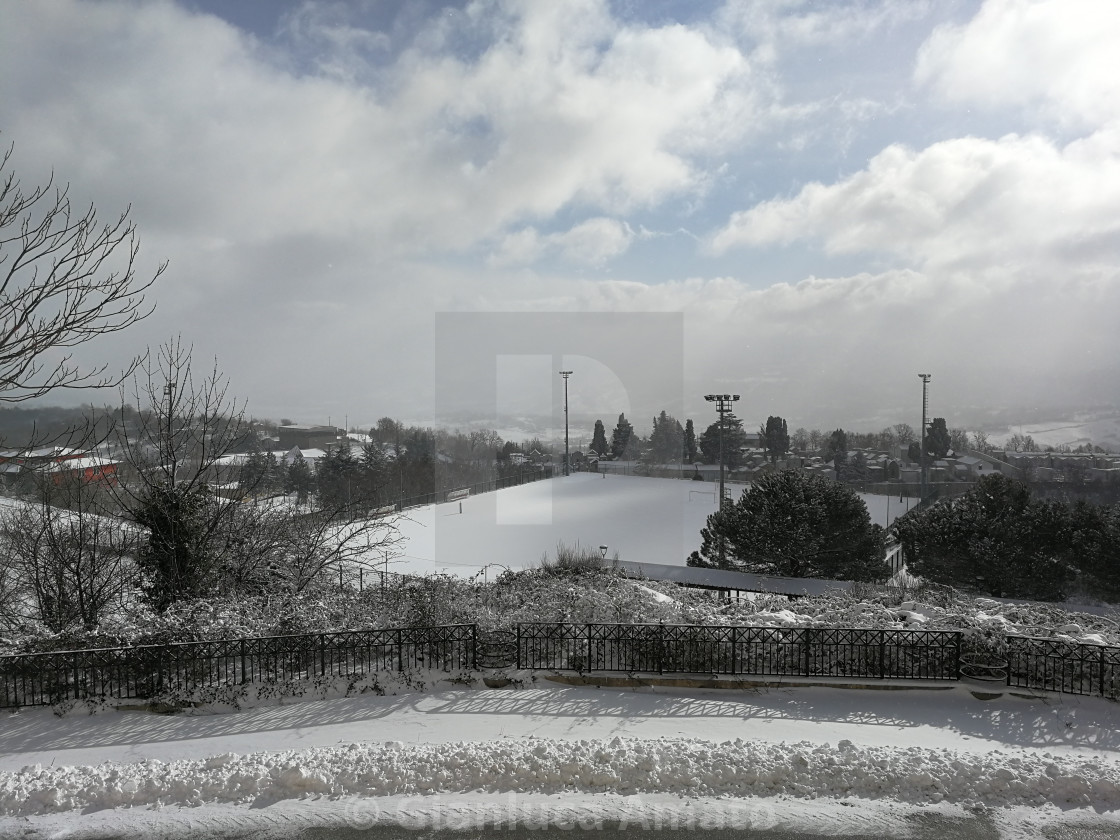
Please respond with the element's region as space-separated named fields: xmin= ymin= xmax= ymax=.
xmin=3 ymin=733 xmax=1118 ymax=816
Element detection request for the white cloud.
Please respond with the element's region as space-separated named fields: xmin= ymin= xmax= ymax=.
xmin=915 ymin=0 xmax=1120 ymax=128
xmin=0 ymin=0 xmax=763 ymax=256
xmin=710 ymin=127 xmax=1120 ymax=270
xmin=717 ymin=0 xmax=933 ymax=61
xmin=491 ymin=217 xmax=635 ymax=266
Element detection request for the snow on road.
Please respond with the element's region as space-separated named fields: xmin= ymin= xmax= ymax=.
xmin=2 ymin=680 xmax=1120 ymax=837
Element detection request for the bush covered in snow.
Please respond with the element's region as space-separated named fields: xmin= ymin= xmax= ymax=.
xmin=3 ymin=568 xmax=1118 ymax=659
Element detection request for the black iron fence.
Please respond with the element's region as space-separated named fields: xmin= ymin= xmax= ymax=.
xmin=1007 ymin=635 xmax=1120 ymax=700
xmin=0 ymin=624 xmax=476 ymax=709
xmin=517 ymin=623 xmax=962 ymax=681
xmin=7 ymin=623 xmax=1119 ymax=708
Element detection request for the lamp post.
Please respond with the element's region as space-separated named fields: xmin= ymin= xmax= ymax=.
xmin=559 ymin=370 xmax=572 ymax=477
xmin=705 ymin=393 xmax=740 ymax=564
xmin=918 ymin=374 xmax=931 ymax=507
xmin=704 ymin=394 xmax=739 ymax=508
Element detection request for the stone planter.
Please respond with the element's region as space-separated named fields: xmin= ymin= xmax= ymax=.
xmin=959 ymin=655 xmax=1008 ymax=699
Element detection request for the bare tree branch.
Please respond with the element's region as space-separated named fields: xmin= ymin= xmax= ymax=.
xmin=0 ymin=141 xmax=165 ymax=404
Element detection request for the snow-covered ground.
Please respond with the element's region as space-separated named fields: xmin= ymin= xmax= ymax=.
xmin=389 ymin=473 xmax=916 ymax=576
xmin=2 ymin=679 xmax=1119 ymax=837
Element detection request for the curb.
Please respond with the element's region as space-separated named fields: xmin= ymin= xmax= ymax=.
xmin=541 ymin=673 xmax=1050 ymax=700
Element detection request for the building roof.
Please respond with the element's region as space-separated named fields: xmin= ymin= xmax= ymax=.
xmin=44 ymin=455 xmax=119 ymax=473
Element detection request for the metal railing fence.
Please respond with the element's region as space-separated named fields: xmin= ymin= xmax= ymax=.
xmin=7 ymin=622 xmax=1119 ymax=708
xmin=1007 ymin=635 xmax=1120 ymax=700
xmin=517 ymin=623 xmax=962 ymax=681
xmin=0 ymin=624 xmax=476 ymax=708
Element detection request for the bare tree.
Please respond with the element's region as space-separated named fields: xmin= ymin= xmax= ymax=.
xmin=0 ymin=141 xmax=164 ymax=404
xmin=109 ymin=339 xmax=254 ymax=609
xmin=0 ymin=475 xmax=137 ymax=631
xmin=111 ymin=340 xmax=401 ymax=609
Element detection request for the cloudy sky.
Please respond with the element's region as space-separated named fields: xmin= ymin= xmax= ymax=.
xmin=2 ymin=0 xmax=1118 ymax=437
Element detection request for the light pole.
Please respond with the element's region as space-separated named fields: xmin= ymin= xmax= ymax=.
xmin=705 ymin=393 xmax=739 ymax=564
xmin=559 ymin=370 xmax=572 ymax=477
xmin=704 ymin=394 xmax=739 ymax=508
xmin=918 ymin=374 xmax=931 ymax=507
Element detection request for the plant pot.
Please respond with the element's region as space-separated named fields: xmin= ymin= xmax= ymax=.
xmin=959 ymin=658 xmax=1007 ymax=698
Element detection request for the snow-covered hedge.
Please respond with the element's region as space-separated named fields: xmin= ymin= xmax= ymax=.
xmin=3 ymin=570 xmax=1117 ymax=662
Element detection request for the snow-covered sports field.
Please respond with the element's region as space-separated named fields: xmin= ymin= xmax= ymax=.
xmin=391 ymin=473 xmax=917 ymax=576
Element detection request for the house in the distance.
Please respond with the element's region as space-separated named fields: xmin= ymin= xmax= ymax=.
xmin=0 ymin=446 xmax=119 ymax=488
xmin=277 ymin=424 xmax=340 ymax=451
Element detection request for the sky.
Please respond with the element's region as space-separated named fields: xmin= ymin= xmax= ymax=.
xmin=2 ymin=0 xmax=1118 ymax=438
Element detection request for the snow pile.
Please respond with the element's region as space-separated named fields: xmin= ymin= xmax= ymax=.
xmin=752 ymin=609 xmax=813 ymax=627
xmin=3 ymin=736 xmax=1118 ymax=816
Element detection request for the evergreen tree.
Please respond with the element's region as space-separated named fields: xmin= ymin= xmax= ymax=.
xmin=824 ymin=429 xmax=848 ymax=477
xmin=590 ymin=419 xmax=609 ymax=456
xmin=285 ymin=453 xmax=314 ymax=504
xmin=761 ymin=415 xmax=790 ymax=463
xmin=648 ymin=410 xmax=684 ymax=464
xmin=359 ymin=441 xmax=389 ymax=507
xmin=316 ymin=444 xmax=362 ymax=514
xmin=925 ymin=417 xmax=951 ymax=459
xmin=895 ymin=474 xmax=1082 ymax=601
xmin=698 ymin=413 xmax=749 ymax=468
xmin=839 ymin=450 xmax=871 ymax=484
xmin=691 ymin=470 xmax=886 ymax=581
xmin=134 ymin=483 xmax=224 ymax=611
xmin=610 ymin=413 xmax=634 ymax=459
xmin=683 ymin=419 xmax=697 ymax=464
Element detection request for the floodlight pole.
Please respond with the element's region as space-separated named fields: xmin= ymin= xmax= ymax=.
xmin=559 ymin=371 xmax=573 ymax=477
xmin=918 ymin=374 xmax=931 ymax=507
xmin=705 ymin=393 xmax=740 ymax=564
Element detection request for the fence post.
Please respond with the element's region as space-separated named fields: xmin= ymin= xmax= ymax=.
xmin=1100 ymin=646 xmax=1106 ymax=698
xmin=731 ymin=626 xmax=737 ymax=677
xmin=319 ymin=634 xmax=327 ymax=677
xmin=471 ymin=624 xmax=478 ymax=670
xmin=72 ymin=655 xmax=80 ymax=701
xmin=587 ymin=624 xmax=593 ymax=673
xmin=802 ymin=628 xmax=812 ymax=677
xmin=516 ymin=624 xmax=522 ymax=670
xmin=879 ymin=629 xmax=886 ymax=679
xmin=658 ymin=622 xmax=664 ymax=675
xmin=240 ymin=638 xmax=247 ymax=684
xmin=397 ymin=627 xmax=404 ymax=673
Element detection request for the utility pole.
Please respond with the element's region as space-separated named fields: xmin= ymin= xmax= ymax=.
xmin=705 ymin=393 xmax=739 ymax=564
xmin=919 ymin=373 xmax=931 ymax=508
xmin=558 ymin=371 xmax=573 ymax=476
xmin=164 ymin=379 xmax=177 ymax=486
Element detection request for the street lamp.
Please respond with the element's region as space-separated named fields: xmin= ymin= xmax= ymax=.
xmin=599 ymin=545 xmax=608 ymax=559
xmin=918 ymin=374 xmax=931 ymax=507
xmin=705 ymin=393 xmax=739 ymax=565
xmin=704 ymin=394 xmax=740 ymax=509
xmin=559 ymin=370 xmax=573 ymax=477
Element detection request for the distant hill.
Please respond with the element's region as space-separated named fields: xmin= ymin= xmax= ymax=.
xmin=986 ymin=407 xmax=1120 ymax=452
